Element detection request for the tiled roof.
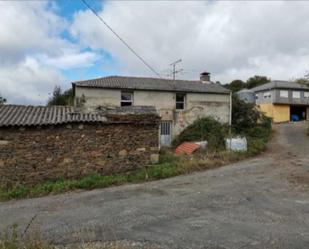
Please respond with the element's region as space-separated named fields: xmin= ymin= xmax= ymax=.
xmin=0 ymin=105 xmax=106 ymax=127
xmin=0 ymin=105 xmax=158 ymax=128
xmin=250 ymin=81 xmax=309 ymax=92
xmin=175 ymin=142 xmax=201 ymax=155
xmin=73 ymin=76 xmax=230 ymax=94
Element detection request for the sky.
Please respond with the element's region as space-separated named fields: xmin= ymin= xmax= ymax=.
xmin=1 ymin=0 xmax=309 ymax=105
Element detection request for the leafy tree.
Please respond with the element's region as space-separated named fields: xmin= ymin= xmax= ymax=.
xmin=232 ymin=94 xmax=271 ymax=134
xmin=225 ymin=79 xmax=246 ymax=92
xmin=0 ymin=94 xmax=6 ymax=105
xmin=295 ymin=78 xmax=309 ymax=86
xmin=47 ymin=86 xmax=74 ymax=106
xmin=246 ymin=75 xmax=270 ymax=89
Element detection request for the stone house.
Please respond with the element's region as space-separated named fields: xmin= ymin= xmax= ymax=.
xmin=72 ymin=72 xmax=231 ymax=146
xmin=0 ymin=105 xmax=160 ymax=188
xmin=251 ymin=81 xmax=309 ymax=123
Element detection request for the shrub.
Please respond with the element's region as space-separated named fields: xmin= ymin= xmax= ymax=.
xmin=172 ymin=117 xmax=228 ymax=150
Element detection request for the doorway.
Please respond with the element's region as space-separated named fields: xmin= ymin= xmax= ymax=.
xmin=290 ymin=105 xmax=307 ymax=121
xmin=160 ymin=121 xmax=172 ymax=146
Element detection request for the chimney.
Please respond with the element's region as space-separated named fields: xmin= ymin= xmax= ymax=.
xmin=200 ymin=72 xmax=211 ymax=83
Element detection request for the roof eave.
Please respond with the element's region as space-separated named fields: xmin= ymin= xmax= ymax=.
xmin=74 ymin=84 xmax=230 ymax=94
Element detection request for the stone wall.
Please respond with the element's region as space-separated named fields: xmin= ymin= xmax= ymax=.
xmin=0 ymin=117 xmax=159 ymax=188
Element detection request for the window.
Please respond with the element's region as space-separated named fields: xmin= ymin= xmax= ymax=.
xmin=304 ymin=92 xmax=309 ymax=98
xmin=176 ymin=93 xmax=185 ymax=110
xmin=263 ymin=92 xmax=271 ymax=98
xmin=121 ymin=91 xmax=133 ymax=106
xmin=255 ymin=94 xmax=259 ymax=100
xmin=280 ymin=90 xmax=289 ymax=98
xmin=292 ymin=91 xmax=300 ymax=99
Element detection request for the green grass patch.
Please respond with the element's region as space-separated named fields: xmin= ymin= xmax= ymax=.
xmin=0 ymin=162 xmax=182 ymax=202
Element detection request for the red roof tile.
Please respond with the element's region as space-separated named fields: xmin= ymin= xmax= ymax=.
xmin=175 ymin=142 xmax=201 ymax=155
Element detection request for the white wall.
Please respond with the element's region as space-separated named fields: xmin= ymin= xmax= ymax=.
xmin=75 ymin=86 xmax=231 ymax=138
xmin=75 ymin=87 xmax=120 ymax=107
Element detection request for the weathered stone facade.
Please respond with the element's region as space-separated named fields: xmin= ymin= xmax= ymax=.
xmin=0 ymin=115 xmax=159 ymax=188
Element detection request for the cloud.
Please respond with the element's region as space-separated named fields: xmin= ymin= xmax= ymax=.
xmin=0 ymin=1 xmax=99 ymax=104
xmin=0 ymin=57 xmax=66 ymax=105
xmin=41 ymin=49 xmax=100 ymax=70
xmin=70 ymin=1 xmax=309 ymax=83
xmin=2 ymin=1 xmax=309 ymax=104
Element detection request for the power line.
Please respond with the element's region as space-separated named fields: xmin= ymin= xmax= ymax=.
xmin=81 ymin=0 xmax=162 ymax=78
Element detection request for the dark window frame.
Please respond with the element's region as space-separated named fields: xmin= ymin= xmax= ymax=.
xmin=121 ymin=91 xmax=133 ymax=106
xmin=175 ymin=93 xmax=186 ymax=110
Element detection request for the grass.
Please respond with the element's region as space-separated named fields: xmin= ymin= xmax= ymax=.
xmin=0 ymin=226 xmax=127 ymax=249
xmin=0 ymin=135 xmax=271 ymax=202
xmin=0 ymin=153 xmax=245 ymax=202
xmin=0 ymin=225 xmax=53 ymax=249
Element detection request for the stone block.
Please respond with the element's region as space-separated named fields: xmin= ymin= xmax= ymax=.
xmin=136 ymin=147 xmax=146 ymax=152
xmin=119 ymin=149 xmax=128 ymax=157
xmin=150 ymin=154 xmax=159 ymax=164
xmin=63 ymin=158 xmax=74 ymax=164
xmin=0 ymin=140 xmax=9 ymax=145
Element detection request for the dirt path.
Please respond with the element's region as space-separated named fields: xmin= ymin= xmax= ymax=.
xmin=1 ymin=122 xmax=309 ymax=249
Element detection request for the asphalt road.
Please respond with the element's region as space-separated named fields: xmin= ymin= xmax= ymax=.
xmin=1 ymin=122 xmax=309 ymax=249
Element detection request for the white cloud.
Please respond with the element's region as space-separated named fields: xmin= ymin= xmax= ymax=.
xmin=70 ymin=1 xmax=309 ymax=83
xmin=0 ymin=1 xmax=99 ymax=104
xmin=0 ymin=57 xmax=66 ymax=105
xmin=40 ymin=49 xmax=100 ymax=70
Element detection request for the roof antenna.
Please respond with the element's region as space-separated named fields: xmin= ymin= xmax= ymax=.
xmin=170 ymin=59 xmax=183 ymax=80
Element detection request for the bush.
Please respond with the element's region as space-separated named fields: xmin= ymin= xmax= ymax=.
xmin=172 ymin=117 xmax=228 ymax=150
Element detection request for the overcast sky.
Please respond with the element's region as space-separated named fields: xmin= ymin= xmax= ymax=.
xmin=1 ymin=1 xmax=309 ymax=105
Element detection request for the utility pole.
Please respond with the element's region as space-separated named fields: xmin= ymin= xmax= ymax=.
xmin=170 ymin=59 xmax=183 ymax=80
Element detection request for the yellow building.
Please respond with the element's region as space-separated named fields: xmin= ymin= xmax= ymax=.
xmin=251 ymin=81 xmax=309 ymax=123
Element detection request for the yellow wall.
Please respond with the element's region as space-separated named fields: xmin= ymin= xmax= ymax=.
xmin=258 ymin=104 xmax=290 ymax=123
xmin=273 ymin=105 xmax=290 ymax=123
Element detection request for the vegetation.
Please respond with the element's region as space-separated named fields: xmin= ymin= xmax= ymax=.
xmin=0 ymin=225 xmax=52 ymax=249
xmin=0 ymin=94 xmax=6 ymax=105
xmin=0 ymin=225 xmax=126 ymax=249
xmin=232 ymin=94 xmax=271 ymax=133
xmin=225 ymin=75 xmax=271 ymax=93
xmin=172 ymin=117 xmax=228 ymax=150
xmin=0 ymin=149 xmax=247 ymax=202
xmin=295 ymin=77 xmax=309 ymax=87
xmin=47 ymin=86 xmax=73 ymax=106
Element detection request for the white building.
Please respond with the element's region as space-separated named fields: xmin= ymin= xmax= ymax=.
xmin=72 ymin=73 xmax=231 ymax=146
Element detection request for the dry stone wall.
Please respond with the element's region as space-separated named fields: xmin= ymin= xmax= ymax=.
xmin=0 ymin=118 xmax=159 ymax=188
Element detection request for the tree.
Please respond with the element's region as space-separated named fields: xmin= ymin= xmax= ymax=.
xmin=47 ymin=86 xmax=74 ymax=106
xmin=232 ymin=94 xmax=271 ymax=134
xmin=246 ymin=75 xmax=270 ymax=89
xmin=295 ymin=78 xmax=309 ymax=87
xmin=225 ymin=79 xmax=246 ymax=92
xmin=0 ymin=94 xmax=6 ymax=105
